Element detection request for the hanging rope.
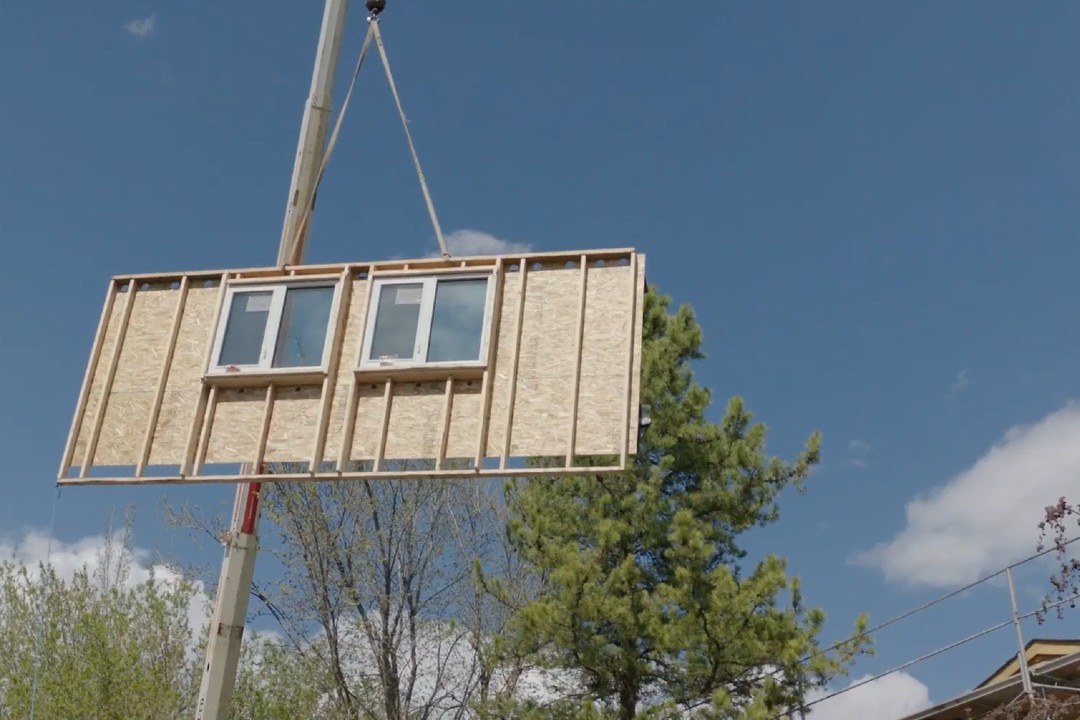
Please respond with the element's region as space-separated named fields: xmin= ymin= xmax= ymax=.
xmin=287 ymin=13 xmax=452 ymax=265
xmin=286 ymin=21 xmax=377 ymax=266
xmin=28 ymin=485 xmax=61 ymax=720
xmin=371 ymin=18 xmax=450 ymax=258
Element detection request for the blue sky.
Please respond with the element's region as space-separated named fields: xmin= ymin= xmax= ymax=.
xmin=4 ymin=1 xmax=1080 ymax=716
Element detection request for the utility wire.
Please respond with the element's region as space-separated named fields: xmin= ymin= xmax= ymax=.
xmin=775 ymin=535 xmax=1080 ymax=719
xmin=801 ymin=535 xmax=1080 ymax=668
xmin=782 ymin=589 xmax=1080 ymax=720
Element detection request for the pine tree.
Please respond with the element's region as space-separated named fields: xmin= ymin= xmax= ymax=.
xmin=499 ymin=287 xmax=869 ymax=719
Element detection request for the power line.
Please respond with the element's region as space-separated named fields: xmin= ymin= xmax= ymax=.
xmin=802 ymin=535 xmax=1080 ymax=668
xmin=775 ymin=535 xmax=1080 ymax=719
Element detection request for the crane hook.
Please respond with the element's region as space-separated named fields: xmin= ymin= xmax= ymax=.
xmin=366 ymin=0 xmax=387 ymax=17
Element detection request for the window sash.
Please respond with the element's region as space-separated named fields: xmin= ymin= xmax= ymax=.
xmin=360 ymin=273 xmax=494 ymax=368
xmin=209 ymin=281 xmax=338 ymax=373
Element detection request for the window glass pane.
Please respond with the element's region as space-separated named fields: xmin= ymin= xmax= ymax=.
xmin=219 ymin=291 xmax=272 ymax=366
xmin=273 ymin=286 xmax=335 ymax=369
xmin=369 ymin=283 xmax=423 ymax=361
xmin=427 ymin=278 xmax=488 ymax=362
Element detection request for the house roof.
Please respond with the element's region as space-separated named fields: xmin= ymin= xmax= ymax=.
xmin=978 ymin=639 xmax=1080 ymax=688
xmin=897 ymin=639 xmax=1080 ymax=720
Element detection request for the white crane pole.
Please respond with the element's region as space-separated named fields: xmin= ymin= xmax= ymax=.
xmin=194 ymin=2 xmax=350 ymax=717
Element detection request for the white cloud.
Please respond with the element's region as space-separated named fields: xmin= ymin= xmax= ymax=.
xmin=1 ymin=530 xmax=209 ymax=642
xmin=849 ymin=439 xmax=872 ymax=468
xmin=443 ymin=229 xmax=531 ymax=257
xmin=124 ymin=15 xmax=156 ymax=38
xmin=857 ymin=402 xmax=1080 ymax=589
xmin=952 ymin=368 xmax=971 ymax=393
xmin=808 ymin=672 xmax=932 ymax=720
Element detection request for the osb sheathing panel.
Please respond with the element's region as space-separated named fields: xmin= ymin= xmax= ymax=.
xmin=351 ymin=384 xmax=388 ymax=459
xmin=150 ymin=286 xmax=221 ymax=463
xmin=383 ymin=382 xmax=445 ymax=460
xmin=503 ymin=267 xmax=580 ymax=456
xmin=481 ymin=271 xmax=524 ymax=458
xmin=61 ymin=250 xmax=645 ymax=484
xmin=336 ymin=279 xmax=369 ymax=374
xmin=445 ymin=383 xmax=483 ymax=459
xmin=71 ymin=290 xmax=127 ymax=463
xmin=205 ymin=389 xmax=262 ymax=462
xmin=264 ymin=387 xmax=322 ymax=462
xmin=95 ymin=284 xmax=214 ymax=464
xmin=577 ymin=265 xmax=636 ymax=456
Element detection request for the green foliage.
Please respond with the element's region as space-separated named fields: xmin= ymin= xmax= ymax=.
xmin=0 ymin=528 xmax=201 ymax=720
xmin=230 ymin=633 xmax=329 ymax=720
xmin=497 ymin=287 xmax=871 ymax=719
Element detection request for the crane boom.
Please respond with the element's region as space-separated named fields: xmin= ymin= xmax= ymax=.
xmin=194 ymin=2 xmax=350 ymax=717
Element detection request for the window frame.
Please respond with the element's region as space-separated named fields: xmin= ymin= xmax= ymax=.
xmin=206 ymin=278 xmax=344 ymax=378
xmin=359 ymin=271 xmax=497 ymax=371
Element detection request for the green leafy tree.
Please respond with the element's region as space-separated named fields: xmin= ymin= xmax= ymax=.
xmin=0 ymin=517 xmax=201 ymax=720
xmin=229 ymin=632 xmax=330 ymax=720
xmin=496 ymin=288 xmax=870 ymax=719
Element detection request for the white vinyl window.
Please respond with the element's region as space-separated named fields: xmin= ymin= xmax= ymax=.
xmin=209 ymin=281 xmax=340 ymax=374
xmin=360 ymin=273 xmax=496 ymax=368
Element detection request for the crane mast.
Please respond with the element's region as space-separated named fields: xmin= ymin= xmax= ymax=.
xmin=194 ymin=1 xmax=351 ymax=717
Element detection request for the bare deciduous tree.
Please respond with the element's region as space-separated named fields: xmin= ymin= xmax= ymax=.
xmin=170 ymin=461 xmax=544 ymax=719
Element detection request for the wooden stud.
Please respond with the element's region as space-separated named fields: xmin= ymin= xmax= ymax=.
xmin=135 ymin=276 xmax=190 ymax=476
xmin=310 ymin=269 xmax=352 ymax=471
xmin=79 ymin=279 xmax=139 ymax=477
xmin=180 ymin=386 xmax=209 ymax=477
xmin=473 ymin=258 xmax=505 ymax=467
xmin=620 ymin=253 xmax=640 ymax=468
xmin=336 ymin=382 xmax=362 ymax=473
xmin=337 ymin=273 xmax=376 ymax=471
xmin=193 ymin=385 xmax=219 ymax=475
xmin=253 ymin=385 xmax=276 ymax=469
xmin=181 ymin=273 xmax=229 ymax=476
xmin=499 ymin=259 xmax=529 ymax=469
xmin=436 ymin=378 xmax=454 ymax=470
xmin=59 ymin=279 xmax=118 ymax=477
xmin=373 ymin=379 xmax=394 ymax=472
xmin=565 ymin=255 xmax=589 ymax=466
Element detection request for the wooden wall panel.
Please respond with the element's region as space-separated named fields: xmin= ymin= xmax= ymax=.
xmin=94 ymin=394 xmax=153 ymax=465
xmin=322 ymin=382 xmax=352 ymax=467
xmin=335 ymin=278 xmax=369 ymax=374
xmin=60 ymin=249 xmax=645 ymax=485
xmin=150 ymin=285 xmax=220 ymax=464
xmin=350 ymin=383 xmax=387 ymax=460
xmin=205 ymin=389 xmax=263 ymax=463
xmin=445 ymin=383 xmax=482 ymax=459
xmin=265 ymin=387 xmax=322 ymax=462
xmin=93 ymin=287 xmax=179 ymax=465
xmin=383 ymin=382 xmax=444 ymax=460
xmin=71 ymin=287 xmax=127 ymax=463
xmin=506 ymin=267 xmax=580 ymax=456
xmin=483 ymin=267 xmax=526 ymax=459
xmin=575 ymin=263 xmax=634 ymax=457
